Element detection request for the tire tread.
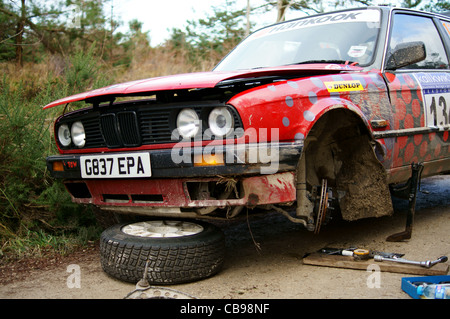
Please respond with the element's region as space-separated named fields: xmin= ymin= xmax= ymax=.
xmin=99 ymin=221 xmax=225 ymax=284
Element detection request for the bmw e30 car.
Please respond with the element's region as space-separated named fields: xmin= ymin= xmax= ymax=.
xmin=44 ymin=6 xmax=450 ymax=284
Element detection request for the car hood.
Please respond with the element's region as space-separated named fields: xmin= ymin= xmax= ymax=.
xmin=43 ymin=64 xmax=362 ymax=109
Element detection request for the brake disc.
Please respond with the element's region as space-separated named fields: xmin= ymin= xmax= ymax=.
xmin=314 ymin=179 xmax=329 ymax=234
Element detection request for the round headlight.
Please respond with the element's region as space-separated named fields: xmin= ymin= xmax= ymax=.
xmin=177 ymin=108 xmax=200 ymax=139
xmin=208 ymin=107 xmax=234 ymax=137
xmin=71 ymin=121 xmax=85 ymax=147
xmin=57 ymin=124 xmax=71 ymax=147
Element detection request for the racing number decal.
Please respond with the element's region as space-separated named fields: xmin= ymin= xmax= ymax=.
xmin=429 ymin=95 xmax=448 ymax=126
xmin=413 ymin=73 xmax=450 ymax=128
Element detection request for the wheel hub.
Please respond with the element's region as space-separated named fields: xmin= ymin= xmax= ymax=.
xmin=121 ymin=220 xmax=204 ymax=238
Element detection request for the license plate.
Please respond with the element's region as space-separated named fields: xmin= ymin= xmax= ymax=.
xmin=80 ymin=153 xmax=151 ymax=178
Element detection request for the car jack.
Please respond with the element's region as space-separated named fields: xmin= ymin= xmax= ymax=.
xmin=386 ymin=162 xmax=424 ymax=242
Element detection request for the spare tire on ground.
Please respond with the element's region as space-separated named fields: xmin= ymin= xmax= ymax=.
xmin=99 ymin=219 xmax=226 ymax=285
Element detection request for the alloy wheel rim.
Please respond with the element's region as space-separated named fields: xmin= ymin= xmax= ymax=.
xmin=121 ymin=220 xmax=204 ymax=238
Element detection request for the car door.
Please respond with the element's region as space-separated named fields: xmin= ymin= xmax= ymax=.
xmin=383 ymin=11 xmax=450 ymax=182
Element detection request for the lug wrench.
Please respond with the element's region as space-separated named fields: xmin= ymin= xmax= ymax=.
xmin=374 ymin=255 xmax=448 ymax=268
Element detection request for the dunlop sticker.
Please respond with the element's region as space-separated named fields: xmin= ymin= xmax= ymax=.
xmin=324 ymin=80 xmax=364 ymax=92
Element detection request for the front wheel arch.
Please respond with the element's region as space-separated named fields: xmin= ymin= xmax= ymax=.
xmin=297 ymin=108 xmax=393 ymax=222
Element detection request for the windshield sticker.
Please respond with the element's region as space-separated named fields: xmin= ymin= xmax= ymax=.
xmin=324 ymin=80 xmax=364 ymax=93
xmin=348 ymin=46 xmax=367 ymax=58
xmin=442 ymin=22 xmax=450 ymax=39
xmin=252 ymin=9 xmax=380 ymax=39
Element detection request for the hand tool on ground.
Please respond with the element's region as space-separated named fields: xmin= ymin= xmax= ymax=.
xmin=352 ymin=248 xmax=371 ymax=260
xmin=370 ymin=250 xmax=404 ymax=258
xmin=320 ymin=247 xmax=404 ymax=259
xmin=374 ymin=255 xmax=448 ymax=268
xmin=320 ymin=247 xmax=356 ymax=256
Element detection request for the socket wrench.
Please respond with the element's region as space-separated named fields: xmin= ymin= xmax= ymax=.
xmin=374 ymin=255 xmax=448 ymax=268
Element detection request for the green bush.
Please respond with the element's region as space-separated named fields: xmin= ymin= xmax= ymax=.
xmin=0 ymin=48 xmax=111 ymax=256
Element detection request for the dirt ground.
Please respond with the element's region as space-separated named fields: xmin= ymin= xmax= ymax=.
xmin=0 ymin=175 xmax=449 ymax=300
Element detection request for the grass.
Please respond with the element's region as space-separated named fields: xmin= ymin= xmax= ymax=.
xmin=0 ymin=226 xmax=101 ymax=260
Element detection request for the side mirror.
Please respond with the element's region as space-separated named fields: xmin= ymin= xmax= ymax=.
xmin=385 ymin=41 xmax=426 ymax=70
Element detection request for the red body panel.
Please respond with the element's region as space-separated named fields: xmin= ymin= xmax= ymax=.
xmin=69 ymin=172 xmax=296 ymax=208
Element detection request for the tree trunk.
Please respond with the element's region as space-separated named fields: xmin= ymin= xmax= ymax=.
xmin=245 ymin=0 xmax=251 ymax=37
xmin=276 ymin=0 xmax=293 ymax=22
xmin=15 ymin=0 xmax=26 ymax=68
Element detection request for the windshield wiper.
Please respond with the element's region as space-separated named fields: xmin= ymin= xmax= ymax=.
xmin=289 ymin=60 xmax=359 ymax=66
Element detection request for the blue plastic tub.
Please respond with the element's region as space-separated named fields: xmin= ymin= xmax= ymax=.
xmin=401 ymin=275 xmax=450 ymax=299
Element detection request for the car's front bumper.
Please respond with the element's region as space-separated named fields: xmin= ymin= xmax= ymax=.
xmin=47 ymin=142 xmax=302 ymax=179
xmin=46 ymin=142 xmax=303 ymax=209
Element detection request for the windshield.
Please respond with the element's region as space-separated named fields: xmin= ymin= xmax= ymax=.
xmin=214 ymin=9 xmax=381 ymax=71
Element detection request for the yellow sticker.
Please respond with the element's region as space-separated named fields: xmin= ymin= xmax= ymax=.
xmin=324 ymin=80 xmax=364 ymax=92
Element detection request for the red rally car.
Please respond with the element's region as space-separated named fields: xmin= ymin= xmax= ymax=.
xmin=45 ymin=7 xmax=450 ymax=284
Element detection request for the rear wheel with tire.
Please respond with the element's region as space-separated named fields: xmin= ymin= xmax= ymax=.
xmin=99 ymin=219 xmax=226 ymax=285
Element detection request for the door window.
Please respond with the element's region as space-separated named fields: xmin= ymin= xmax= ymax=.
xmin=387 ymin=14 xmax=449 ymax=70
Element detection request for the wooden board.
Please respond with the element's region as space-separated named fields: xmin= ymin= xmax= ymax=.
xmin=303 ymin=253 xmax=449 ymax=276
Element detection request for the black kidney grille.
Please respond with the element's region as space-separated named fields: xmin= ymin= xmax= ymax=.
xmin=99 ymin=112 xmax=141 ymax=148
